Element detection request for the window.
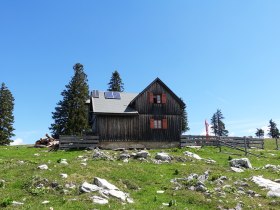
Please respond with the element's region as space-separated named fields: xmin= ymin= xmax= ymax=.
xmin=153 ymin=94 xmax=161 ymax=104
xmin=150 ymin=118 xmax=167 ymax=129
xmin=154 ymin=120 xmax=162 ymax=129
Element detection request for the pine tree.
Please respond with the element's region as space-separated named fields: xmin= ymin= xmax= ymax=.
xmin=0 ymin=83 xmax=15 ymax=145
xmin=180 ymin=98 xmax=189 ymax=133
xmin=268 ymin=119 xmax=279 ymax=139
xmin=107 ymin=70 xmax=124 ymax=92
xmin=255 ymin=128 xmax=264 ymax=138
xmin=210 ymin=109 xmax=228 ymax=137
xmin=50 ymin=63 xmax=90 ymax=138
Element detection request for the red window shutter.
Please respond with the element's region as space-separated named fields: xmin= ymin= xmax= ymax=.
xmin=148 ymin=92 xmax=154 ymax=103
xmin=162 ymin=118 xmax=167 ymax=129
xmin=162 ymin=93 xmax=167 ymax=104
xmin=150 ymin=118 xmax=155 ymax=129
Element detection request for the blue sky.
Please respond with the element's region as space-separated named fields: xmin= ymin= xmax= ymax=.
xmin=1 ymin=1 xmax=280 ymax=144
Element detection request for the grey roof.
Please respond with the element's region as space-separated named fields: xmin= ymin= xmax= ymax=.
xmin=91 ymin=91 xmax=138 ymax=115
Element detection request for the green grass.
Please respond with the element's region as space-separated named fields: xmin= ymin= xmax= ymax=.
xmin=0 ymin=139 xmax=280 ymax=209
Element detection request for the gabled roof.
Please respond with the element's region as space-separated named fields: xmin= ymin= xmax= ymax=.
xmin=129 ymin=77 xmax=185 ymax=107
xmin=91 ymin=91 xmax=138 ymax=115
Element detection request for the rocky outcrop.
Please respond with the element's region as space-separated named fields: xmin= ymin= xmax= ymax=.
xmin=230 ymin=158 xmax=252 ymax=169
xmin=252 ymin=176 xmax=280 ymax=197
xmin=155 ymin=152 xmax=171 ymax=161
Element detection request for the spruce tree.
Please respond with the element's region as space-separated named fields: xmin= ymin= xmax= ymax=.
xmin=180 ymin=98 xmax=189 ymax=133
xmin=50 ymin=63 xmax=90 ymax=138
xmin=255 ymin=128 xmax=264 ymax=138
xmin=107 ymin=70 xmax=124 ymax=92
xmin=268 ymin=119 xmax=279 ymax=139
xmin=210 ymin=109 xmax=228 ymax=137
xmin=0 ymin=83 xmax=15 ymax=145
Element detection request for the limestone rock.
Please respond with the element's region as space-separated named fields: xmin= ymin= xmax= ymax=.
xmin=155 ymin=152 xmax=171 ymax=161
xmin=119 ymin=153 xmax=130 ymax=160
xmin=60 ymin=173 xmax=68 ymax=179
xmin=90 ymin=196 xmax=108 ymax=205
xmin=12 ymin=201 xmax=24 ymax=206
xmin=135 ymin=150 xmax=149 ymax=159
xmin=252 ymin=176 xmax=280 ymax=197
xmin=93 ymin=149 xmax=113 ymax=160
xmin=230 ymin=158 xmax=252 ymax=169
xmin=198 ymin=171 xmax=209 ymax=183
xmin=80 ymin=182 xmax=101 ymax=193
xmin=184 ymin=151 xmax=202 ymax=160
xmin=231 ymin=167 xmax=244 ymax=173
xmin=94 ymin=177 xmax=119 ymax=190
xmin=38 ymin=164 xmax=48 ymax=170
xmin=59 ymin=159 xmax=68 ymax=165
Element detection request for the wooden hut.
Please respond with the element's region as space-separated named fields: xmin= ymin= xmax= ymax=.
xmin=88 ymin=78 xmax=185 ymax=149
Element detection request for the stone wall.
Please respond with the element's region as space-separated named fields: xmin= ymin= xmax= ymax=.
xmin=100 ymin=141 xmax=180 ymax=149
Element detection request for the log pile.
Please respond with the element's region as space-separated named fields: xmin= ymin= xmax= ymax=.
xmin=34 ymin=134 xmax=59 ymax=149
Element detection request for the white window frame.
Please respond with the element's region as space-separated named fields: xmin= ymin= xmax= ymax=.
xmin=153 ymin=120 xmax=162 ymax=129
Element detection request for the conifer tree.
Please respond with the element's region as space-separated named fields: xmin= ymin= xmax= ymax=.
xmin=107 ymin=70 xmax=124 ymax=92
xmin=180 ymin=98 xmax=189 ymax=133
xmin=268 ymin=119 xmax=279 ymax=139
xmin=210 ymin=109 xmax=228 ymax=137
xmin=255 ymin=128 xmax=264 ymax=138
xmin=0 ymin=83 xmax=15 ymax=145
xmin=50 ymin=63 xmax=90 ymax=138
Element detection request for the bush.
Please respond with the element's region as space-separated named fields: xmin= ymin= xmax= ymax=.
xmin=1 ymin=198 xmax=13 ymax=207
xmin=210 ymin=174 xmax=221 ymax=181
xmin=122 ymin=179 xmax=139 ymax=190
xmin=174 ymin=169 xmax=179 ymax=175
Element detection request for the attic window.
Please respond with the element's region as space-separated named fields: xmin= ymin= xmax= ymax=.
xmin=148 ymin=92 xmax=167 ymax=104
xmin=153 ymin=95 xmax=161 ymax=104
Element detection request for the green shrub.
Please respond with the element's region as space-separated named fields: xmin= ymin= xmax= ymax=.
xmin=210 ymin=173 xmax=221 ymax=181
xmin=122 ymin=179 xmax=139 ymax=190
xmin=174 ymin=169 xmax=179 ymax=175
xmin=1 ymin=198 xmax=13 ymax=207
xmin=0 ymin=180 xmax=5 ymax=188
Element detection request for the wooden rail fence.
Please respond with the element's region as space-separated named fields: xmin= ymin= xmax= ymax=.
xmin=59 ymin=135 xmax=99 ymax=150
xmin=180 ymin=135 xmax=264 ymax=149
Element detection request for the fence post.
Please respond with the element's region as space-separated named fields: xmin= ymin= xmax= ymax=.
xmin=276 ymin=138 xmax=279 ymax=150
xmin=244 ymin=136 xmax=248 ymax=156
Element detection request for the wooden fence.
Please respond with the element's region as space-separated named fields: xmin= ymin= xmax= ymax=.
xmin=59 ymin=135 xmax=99 ymax=150
xmin=180 ymin=135 xmax=264 ymax=149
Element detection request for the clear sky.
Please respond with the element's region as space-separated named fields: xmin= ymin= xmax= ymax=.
xmin=1 ymin=1 xmax=280 ymax=144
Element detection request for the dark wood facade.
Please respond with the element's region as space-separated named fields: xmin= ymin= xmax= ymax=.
xmin=90 ymin=78 xmax=184 ymax=142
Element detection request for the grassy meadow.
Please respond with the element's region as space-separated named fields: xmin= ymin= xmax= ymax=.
xmin=0 ymin=139 xmax=280 ymax=210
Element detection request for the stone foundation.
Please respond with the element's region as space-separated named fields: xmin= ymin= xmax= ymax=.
xmin=99 ymin=141 xmax=180 ymax=149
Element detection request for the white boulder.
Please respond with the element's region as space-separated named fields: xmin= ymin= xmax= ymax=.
xmin=184 ymin=151 xmax=202 ymax=160
xmin=231 ymin=167 xmax=244 ymax=173
xmin=38 ymin=164 xmax=48 ymax=170
xmin=94 ymin=177 xmax=119 ymax=190
xmin=60 ymin=159 xmax=68 ymax=165
xmin=135 ymin=150 xmax=149 ymax=159
xmin=90 ymin=196 xmax=109 ymax=205
xmin=252 ymin=176 xmax=280 ymax=197
xmin=155 ymin=152 xmax=171 ymax=161
xmin=60 ymin=173 xmax=68 ymax=179
xmin=80 ymin=182 xmax=101 ymax=193
xmin=230 ymin=158 xmax=252 ymax=169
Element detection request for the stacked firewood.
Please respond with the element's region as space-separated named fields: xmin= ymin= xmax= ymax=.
xmin=34 ymin=134 xmax=59 ymax=149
